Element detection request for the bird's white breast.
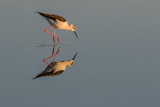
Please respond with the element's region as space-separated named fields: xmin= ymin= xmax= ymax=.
xmin=53 ymin=62 xmax=68 ymax=72
xmin=48 ymin=19 xmax=69 ymax=30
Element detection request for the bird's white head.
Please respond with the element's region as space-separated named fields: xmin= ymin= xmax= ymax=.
xmin=69 ymin=24 xmax=78 ymax=39
xmin=67 ymin=60 xmax=75 ymax=67
xmin=70 ymin=24 xmax=76 ymax=31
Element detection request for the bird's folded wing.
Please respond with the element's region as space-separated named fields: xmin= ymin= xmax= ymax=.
xmin=37 ymin=12 xmax=66 ymax=22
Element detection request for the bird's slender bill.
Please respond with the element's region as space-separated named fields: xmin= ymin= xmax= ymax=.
xmin=72 ymin=52 xmax=78 ymax=60
xmin=74 ymin=31 xmax=78 ymax=39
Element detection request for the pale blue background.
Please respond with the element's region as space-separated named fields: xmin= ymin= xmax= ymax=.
xmin=0 ymin=0 xmax=160 ymax=107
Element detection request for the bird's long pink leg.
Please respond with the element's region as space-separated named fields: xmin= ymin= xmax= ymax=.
xmin=51 ymin=46 xmax=60 ymax=61
xmin=43 ymin=45 xmax=60 ymax=66
xmin=45 ymin=25 xmax=56 ymax=45
xmin=43 ymin=55 xmax=54 ymax=66
xmin=53 ymin=29 xmax=60 ymax=44
xmin=45 ymin=26 xmax=60 ymax=45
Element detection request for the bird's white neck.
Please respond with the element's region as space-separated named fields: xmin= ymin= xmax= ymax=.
xmin=65 ymin=25 xmax=73 ymax=31
xmin=62 ymin=60 xmax=74 ymax=67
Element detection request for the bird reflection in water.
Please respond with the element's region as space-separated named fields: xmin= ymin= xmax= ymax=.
xmin=43 ymin=45 xmax=60 ymax=66
xmin=33 ymin=45 xmax=78 ymax=79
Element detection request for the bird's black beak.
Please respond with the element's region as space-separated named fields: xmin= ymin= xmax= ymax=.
xmin=74 ymin=31 xmax=78 ymax=39
xmin=72 ymin=52 xmax=78 ymax=60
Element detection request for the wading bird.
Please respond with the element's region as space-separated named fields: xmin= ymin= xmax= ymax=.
xmin=33 ymin=53 xmax=78 ymax=79
xmin=37 ymin=12 xmax=78 ymax=45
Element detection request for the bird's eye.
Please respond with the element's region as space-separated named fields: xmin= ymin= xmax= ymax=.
xmin=73 ymin=26 xmax=76 ymax=29
xmin=71 ymin=62 xmax=74 ymax=66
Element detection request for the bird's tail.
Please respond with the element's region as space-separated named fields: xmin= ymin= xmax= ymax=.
xmin=32 ymin=77 xmax=37 ymax=80
xmin=36 ymin=11 xmax=45 ymax=16
xmin=36 ymin=11 xmax=52 ymax=20
xmin=32 ymin=75 xmax=40 ymax=80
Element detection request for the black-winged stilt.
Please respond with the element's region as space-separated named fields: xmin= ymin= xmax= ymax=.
xmin=37 ymin=12 xmax=78 ymax=45
xmin=33 ymin=53 xmax=78 ymax=79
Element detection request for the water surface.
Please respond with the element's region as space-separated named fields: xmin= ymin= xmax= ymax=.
xmin=0 ymin=0 xmax=160 ymax=107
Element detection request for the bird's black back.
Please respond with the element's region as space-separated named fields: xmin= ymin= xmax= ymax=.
xmin=37 ymin=12 xmax=66 ymax=22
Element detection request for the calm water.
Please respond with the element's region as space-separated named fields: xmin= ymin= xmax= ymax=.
xmin=1 ymin=0 xmax=160 ymax=107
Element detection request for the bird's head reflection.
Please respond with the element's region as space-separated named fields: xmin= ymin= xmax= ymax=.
xmin=61 ymin=52 xmax=78 ymax=67
xmin=61 ymin=60 xmax=74 ymax=67
xmin=33 ymin=50 xmax=78 ymax=79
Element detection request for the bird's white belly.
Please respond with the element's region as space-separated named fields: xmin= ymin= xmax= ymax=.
xmin=48 ymin=19 xmax=69 ymax=30
xmin=53 ymin=62 xmax=67 ymax=72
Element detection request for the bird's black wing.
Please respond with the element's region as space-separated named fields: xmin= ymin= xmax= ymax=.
xmin=33 ymin=70 xmax=64 ymax=79
xmin=37 ymin=12 xmax=66 ymax=22
xmin=33 ymin=61 xmax=64 ymax=79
